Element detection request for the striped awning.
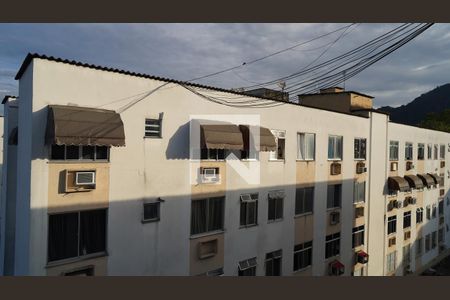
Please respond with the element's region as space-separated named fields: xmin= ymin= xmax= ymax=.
xmin=200 ymin=123 xmax=244 ymax=150
xmin=238 ymin=124 xmax=277 ymax=152
xmin=388 ymin=176 xmax=411 ymax=192
xmin=45 ymin=105 xmax=125 ymax=146
xmin=428 ymin=173 xmax=439 ymax=185
xmin=404 ymin=175 xmax=424 ymax=189
xmin=417 ymin=174 xmax=435 ymax=188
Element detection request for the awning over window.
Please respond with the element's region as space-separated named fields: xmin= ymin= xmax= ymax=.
xmin=388 ymin=176 xmax=410 ymax=192
xmin=417 ymin=174 xmax=435 ymax=188
xmin=45 ymin=105 xmax=125 ymax=147
xmin=200 ymin=123 xmax=244 ymax=150
xmin=357 ymin=251 xmax=369 ymax=264
xmin=428 ymin=173 xmax=439 ymax=185
xmin=238 ymin=257 xmax=257 ymax=271
xmin=404 ymin=175 xmax=424 ymax=189
xmin=238 ymin=125 xmax=277 ymax=152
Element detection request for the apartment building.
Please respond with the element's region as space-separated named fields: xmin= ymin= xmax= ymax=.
xmin=0 ymin=53 xmax=449 ymax=276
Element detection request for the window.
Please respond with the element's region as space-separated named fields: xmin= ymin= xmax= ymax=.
xmin=440 ymin=144 xmax=445 ymax=159
xmin=51 ymin=145 xmax=110 ymax=161
xmin=265 ymin=250 xmax=282 ymax=276
xmin=438 ymin=228 xmax=444 ymax=243
xmin=190 ymin=197 xmax=224 ymax=235
xmin=268 ymin=191 xmax=284 ymax=221
xmin=327 ymin=184 xmax=342 ymax=209
xmin=418 ymin=143 xmax=425 ymax=160
xmin=201 ymin=149 xmax=226 ymax=160
xmin=416 ymin=237 xmax=423 ymax=258
xmin=325 ymin=232 xmax=340 ymax=258
xmin=297 ymin=133 xmax=315 ymax=160
xmin=328 ymin=135 xmax=343 ymax=160
xmin=405 ymin=142 xmax=413 ymax=160
xmin=434 ymin=144 xmax=438 ymax=160
xmin=354 ymin=138 xmax=367 ymax=160
xmin=386 ymin=251 xmax=396 ymax=273
xmin=426 ymin=205 xmax=431 ymax=220
xmin=238 ymin=257 xmax=257 ymax=276
xmin=145 ymin=118 xmax=162 ymax=138
xmin=389 ymin=141 xmax=399 ymax=161
xmin=353 ymin=181 xmax=366 ymax=204
xmin=416 ymin=208 xmax=423 ymax=224
xmin=403 ymin=245 xmax=411 ymax=265
xmin=432 ymin=231 xmax=437 ymax=249
xmin=439 ymin=200 xmax=444 ymax=216
xmin=425 ymin=234 xmax=431 ymax=252
xmin=427 ymin=144 xmax=432 ymax=159
xmin=240 ymin=193 xmax=258 ymax=227
xmin=48 ymin=209 xmax=107 ymax=262
xmin=432 ymin=204 xmax=437 ymax=219
xmin=403 ymin=211 xmax=411 ymax=229
xmin=269 ymin=130 xmax=285 ymax=160
xmin=352 ymin=225 xmax=365 ymax=248
xmin=142 ymin=202 xmax=160 ymax=223
xmin=295 ymin=187 xmax=314 ymax=215
xmin=293 ymin=241 xmax=312 ymax=271
xmin=387 ymin=216 xmax=397 ymax=235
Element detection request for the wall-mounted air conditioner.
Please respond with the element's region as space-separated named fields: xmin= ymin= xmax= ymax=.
xmin=330 ymin=163 xmax=342 ymax=175
xmin=406 ymin=161 xmax=414 ymax=171
xmin=409 ymin=198 xmax=417 ymax=205
xmin=391 ymin=162 xmax=398 ymax=171
xmin=75 ymin=171 xmax=96 ymax=185
xmin=356 ymin=162 xmax=367 ymax=174
xmin=200 ymin=167 xmax=220 ymax=184
xmin=441 ymin=161 xmax=446 ymax=168
xmin=395 ymin=201 xmax=402 ymax=209
xmin=330 ymin=211 xmax=340 ymax=225
xmin=388 ymin=237 xmax=396 ymax=247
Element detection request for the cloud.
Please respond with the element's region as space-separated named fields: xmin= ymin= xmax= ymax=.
xmin=0 ymin=23 xmax=448 ymax=108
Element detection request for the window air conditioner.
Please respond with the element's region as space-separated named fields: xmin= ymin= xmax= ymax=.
xmin=410 ymin=198 xmax=417 ymax=205
xmin=330 ymin=211 xmax=340 ymax=225
xmin=391 ymin=162 xmax=398 ymax=171
xmin=356 ymin=162 xmax=367 ymax=174
xmin=200 ymin=167 xmax=220 ymax=184
xmin=388 ymin=237 xmax=396 ymax=247
xmin=406 ymin=161 xmax=414 ymax=170
xmin=330 ymin=162 xmax=342 ymax=175
xmin=395 ymin=201 xmax=402 ymax=209
xmin=75 ymin=171 xmax=96 ymax=186
xmin=441 ymin=161 xmax=446 ymax=168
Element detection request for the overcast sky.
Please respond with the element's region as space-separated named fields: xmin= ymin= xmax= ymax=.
xmin=1 ymin=23 xmax=449 ymax=111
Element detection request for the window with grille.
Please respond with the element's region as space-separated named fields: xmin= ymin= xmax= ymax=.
xmin=354 ymin=138 xmax=366 ymax=160
xmin=293 ymin=241 xmax=312 ymax=271
xmin=145 ymin=118 xmax=162 ymax=138
xmin=295 ymin=187 xmax=314 ymax=215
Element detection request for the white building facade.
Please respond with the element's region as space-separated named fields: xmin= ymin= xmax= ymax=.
xmin=0 ymin=54 xmax=449 ymax=276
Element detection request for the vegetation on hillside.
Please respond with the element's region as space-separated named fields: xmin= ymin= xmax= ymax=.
xmin=418 ymin=109 xmax=450 ymax=132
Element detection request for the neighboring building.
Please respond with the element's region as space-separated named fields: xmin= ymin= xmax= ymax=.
xmin=0 ymin=53 xmax=449 ymax=276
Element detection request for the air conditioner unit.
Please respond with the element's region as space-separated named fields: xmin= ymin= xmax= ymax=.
xmin=387 ymin=201 xmax=394 ymax=212
xmin=388 ymin=237 xmax=396 ymax=247
xmin=200 ymin=167 xmax=220 ymax=184
xmin=403 ymin=199 xmax=409 ymax=208
xmin=441 ymin=161 xmax=446 ymax=168
xmin=404 ymin=231 xmax=411 ymax=240
xmin=356 ymin=162 xmax=367 ymax=174
xmin=395 ymin=201 xmax=402 ymax=209
xmin=406 ymin=161 xmax=414 ymax=170
xmin=409 ymin=198 xmax=417 ymax=205
xmin=75 ymin=171 xmax=96 ymax=186
xmin=330 ymin=162 xmax=342 ymax=175
xmin=330 ymin=211 xmax=340 ymax=225
xmin=391 ymin=162 xmax=398 ymax=171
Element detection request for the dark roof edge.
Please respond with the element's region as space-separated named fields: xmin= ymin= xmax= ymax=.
xmin=2 ymin=95 xmax=17 ymax=105
xmin=14 ymin=53 xmax=371 ymax=120
xmin=298 ymin=91 xmax=374 ymax=99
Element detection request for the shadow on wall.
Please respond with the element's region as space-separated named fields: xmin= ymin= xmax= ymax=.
xmin=166 ymin=121 xmax=190 ymax=160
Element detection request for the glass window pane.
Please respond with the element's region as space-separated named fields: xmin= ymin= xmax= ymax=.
xmin=82 ymin=146 xmax=95 ymax=160
xmin=51 ymin=145 xmax=65 ymax=160
xmin=191 ymin=200 xmax=207 ymax=235
xmin=66 ymin=146 xmax=80 ymax=160
xmin=79 ymin=209 xmax=107 ymax=256
xmin=48 ymin=212 xmax=79 ymax=261
xmin=96 ymin=146 xmax=109 ymax=160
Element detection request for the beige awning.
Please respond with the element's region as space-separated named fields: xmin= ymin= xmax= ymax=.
xmin=428 ymin=173 xmax=439 ymax=185
xmin=201 ymin=124 xmax=244 ymax=150
xmin=417 ymin=174 xmax=435 ymax=188
xmin=239 ymin=125 xmax=277 ymax=152
xmin=404 ymin=175 xmax=424 ymax=189
xmin=388 ymin=176 xmax=411 ymax=192
xmin=45 ymin=105 xmax=125 ymax=146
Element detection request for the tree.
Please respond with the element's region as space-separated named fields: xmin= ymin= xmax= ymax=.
xmin=418 ymin=109 xmax=450 ymax=132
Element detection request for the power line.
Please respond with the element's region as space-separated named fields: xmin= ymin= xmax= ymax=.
xmin=186 ymin=23 xmax=355 ymax=83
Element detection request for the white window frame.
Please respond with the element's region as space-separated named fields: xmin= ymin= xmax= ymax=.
xmin=405 ymin=142 xmax=413 ymax=160
xmin=353 ymin=181 xmax=366 ymax=204
xmin=328 ymin=135 xmax=343 ymax=161
xmin=240 ymin=193 xmax=258 ymax=227
xmin=389 ymin=141 xmax=399 ymax=161
xmin=440 ymin=144 xmax=445 ymax=160
xmin=427 ymin=143 xmax=432 ymax=159
xmin=269 ymin=129 xmax=286 ymax=161
xmin=297 ymin=132 xmax=315 ymax=161
xmin=144 ymin=118 xmax=162 ymax=138
xmin=295 ymin=186 xmax=314 ymax=216
xmin=293 ymin=241 xmax=313 ymax=272
xmin=418 ymin=143 xmax=425 ymax=160
xmin=352 ymin=225 xmax=365 ymax=248
xmin=354 ymin=137 xmax=367 ymax=160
